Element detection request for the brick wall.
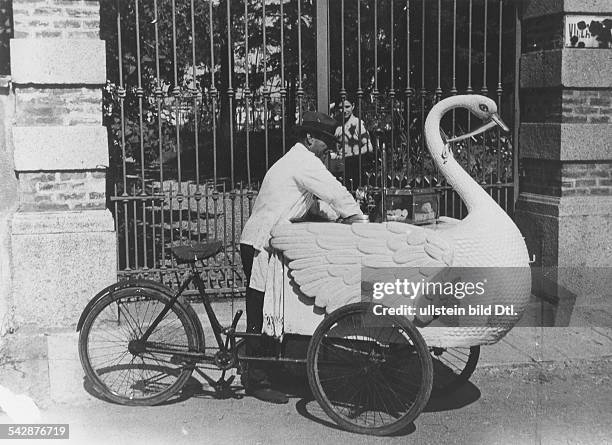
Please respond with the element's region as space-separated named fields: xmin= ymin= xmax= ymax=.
xmin=521 ymin=161 xmax=612 ymax=196
xmin=18 ymin=170 xmax=106 ymax=211
xmin=11 ymin=1 xmax=107 ymax=212
xmin=522 ymin=88 xmax=612 ymax=123
xmin=562 ymin=90 xmax=612 ymax=124
xmin=12 ymin=0 xmax=99 ymax=39
xmin=15 ymin=87 xmax=102 ymax=126
xmin=561 ymin=162 xmax=612 ymax=196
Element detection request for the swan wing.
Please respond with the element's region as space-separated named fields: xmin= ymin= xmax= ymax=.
xmin=270 ymin=222 xmax=455 ymax=313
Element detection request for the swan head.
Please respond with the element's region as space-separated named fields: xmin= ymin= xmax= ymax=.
xmin=426 ymin=94 xmax=510 ymax=163
xmin=465 ymin=94 xmax=509 ymax=131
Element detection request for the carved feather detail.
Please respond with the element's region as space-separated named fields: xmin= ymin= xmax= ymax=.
xmin=288 ymin=257 xmax=324 ymax=270
xmin=358 ymin=239 xmax=390 ymax=255
xmin=406 ymin=230 xmax=426 ymax=245
xmin=269 ymin=221 xmax=457 ymax=313
xmin=316 ymin=236 xmax=357 ymax=250
xmin=393 ymin=247 xmax=426 ymax=264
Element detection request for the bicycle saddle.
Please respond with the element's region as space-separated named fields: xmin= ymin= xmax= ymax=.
xmin=171 ymin=240 xmax=223 ymax=264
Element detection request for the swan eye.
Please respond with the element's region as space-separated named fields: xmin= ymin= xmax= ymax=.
xmin=479 ymin=104 xmax=489 ymax=112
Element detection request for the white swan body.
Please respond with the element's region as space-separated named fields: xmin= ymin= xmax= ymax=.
xmin=270 ymin=95 xmax=531 ymax=347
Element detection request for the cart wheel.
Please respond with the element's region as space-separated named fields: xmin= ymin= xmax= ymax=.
xmin=430 ymin=346 xmax=480 ymax=396
xmin=307 ymin=303 xmax=433 ymax=436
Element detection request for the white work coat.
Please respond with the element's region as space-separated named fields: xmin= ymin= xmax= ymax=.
xmin=240 ymin=142 xmax=362 ymax=293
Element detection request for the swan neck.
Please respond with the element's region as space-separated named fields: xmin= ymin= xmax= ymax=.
xmin=425 ymin=96 xmax=496 ymax=213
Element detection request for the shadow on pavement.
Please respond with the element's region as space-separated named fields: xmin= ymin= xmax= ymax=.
xmin=424 ymin=381 xmax=481 ymax=412
xmin=82 ymin=350 xmax=481 ymax=421
xmin=82 ymin=372 xmax=244 ymax=407
xmin=294 ymin=398 xmax=418 ymax=436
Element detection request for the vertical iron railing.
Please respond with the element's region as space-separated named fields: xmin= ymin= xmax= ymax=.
xmin=104 ymin=0 xmax=519 ymax=297
xmin=357 ymin=0 xmax=364 ymax=188
xmin=106 ymin=0 xmax=318 ymax=296
xmin=404 ymin=0 xmax=412 ymax=192
xmin=327 ymin=0 xmax=518 ymax=219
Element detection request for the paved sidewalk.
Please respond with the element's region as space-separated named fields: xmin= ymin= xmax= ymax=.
xmin=0 ymin=295 xmax=611 ymax=444
xmin=1 ymin=358 xmax=611 ymax=445
xmin=479 ymin=326 xmax=612 ymax=366
xmin=1 ymin=298 xmax=611 ymax=409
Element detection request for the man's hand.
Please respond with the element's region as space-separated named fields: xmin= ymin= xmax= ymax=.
xmin=338 ymin=214 xmax=369 ymax=224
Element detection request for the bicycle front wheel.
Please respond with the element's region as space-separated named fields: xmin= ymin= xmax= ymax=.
xmin=307 ymin=303 xmax=433 ymax=436
xmin=78 ymin=286 xmax=200 ymax=405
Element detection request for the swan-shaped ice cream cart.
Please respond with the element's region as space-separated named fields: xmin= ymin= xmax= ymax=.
xmin=77 ymin=95 xmax=531 ymax=437
xmin=261 ymin=95 xmax=531 ymax=435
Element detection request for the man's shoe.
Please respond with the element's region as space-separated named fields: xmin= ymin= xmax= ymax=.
xmin=248 ymin=368 xmax=271 ymax=387
xmin=246 ymin=387 xmax=289 ymax=404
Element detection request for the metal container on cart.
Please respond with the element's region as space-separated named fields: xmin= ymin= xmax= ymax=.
xmin=368 ymin=188 xmax=439 ymax=224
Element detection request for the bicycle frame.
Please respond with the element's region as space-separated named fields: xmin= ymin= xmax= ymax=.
xmin=143 ymin=265 xmax=221 ymax=344
xmin=133 ymin=262 xmax=222 ymax=360
xmin=136 ymin=261 xmax=307 ymax=366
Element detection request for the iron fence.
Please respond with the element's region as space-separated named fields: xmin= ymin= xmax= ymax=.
xmin=102 ymin=0 xmax=519 ymax=296
xmin=326 ymin=0 xmax=518 ymax=216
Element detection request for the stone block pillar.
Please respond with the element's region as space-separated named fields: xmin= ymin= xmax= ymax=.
xmin=9 ymin=0 xmax=116 ymax=328
xmin=1 ymin=77 xmax=18 ymax=336
xmin=516 ymin=1 xmax=612 ymax=304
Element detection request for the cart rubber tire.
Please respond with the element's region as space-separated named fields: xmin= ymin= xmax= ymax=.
xmin=307 ymin=303 xmax=433 ymax=436
xmin=431 ymin=346 xmax=480 ymax=396
xmin=78 ymin=286 xmax=200 ymax=406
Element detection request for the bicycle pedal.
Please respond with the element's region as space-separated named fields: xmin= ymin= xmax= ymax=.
xmin=213 ymin=375 xmax=235 ymax=398
xmin=214 ymin=375 xmax=234 ymax=387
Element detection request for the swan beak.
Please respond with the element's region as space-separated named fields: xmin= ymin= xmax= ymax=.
xmin=447 ymin=120 xmax=496 ymax=143
xmin=491 ymin=113 xmax=509 ymax=132
xmin=447 ymin=113 xmax=510 ymax=143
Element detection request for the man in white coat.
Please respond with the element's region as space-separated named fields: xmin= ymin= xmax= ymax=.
xmin=239 ymin=111 xmax=363 ymax=403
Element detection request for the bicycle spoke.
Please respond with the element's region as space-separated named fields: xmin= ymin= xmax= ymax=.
xmin=102 ymin=353 xmax=132 ymax=390
xmin=81 ymin=290 xmax=196 ymax=404
xmin=375 ymin=370 xmax=412 ymax=412
xmin=371 ymin=377 xmax=401 ymax=419
xmin=310 ymin=305 xmax=432 ymax=434
xmin=117 ymin=305 xmax=143 ymax=338
xmin=322 ymin=373 xmax=361 ymax=402
xmin=329 ymin=379 xmax=364 ymax=418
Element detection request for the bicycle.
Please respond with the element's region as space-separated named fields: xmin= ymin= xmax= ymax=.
xmin=77 ymin=240 xmax=434 ymax=436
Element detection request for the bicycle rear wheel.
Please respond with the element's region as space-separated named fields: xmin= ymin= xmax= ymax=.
xmin=78 ymin=286 xmax=200 ymax=405
xmin=307 ymin=303 xmax=433 ymax=436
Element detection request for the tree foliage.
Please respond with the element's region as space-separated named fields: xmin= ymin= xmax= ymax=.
xmin=101 ymin=0 xmax=516 ymax=187
xmin=101 ymin=0 xmax=320 ymax=185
